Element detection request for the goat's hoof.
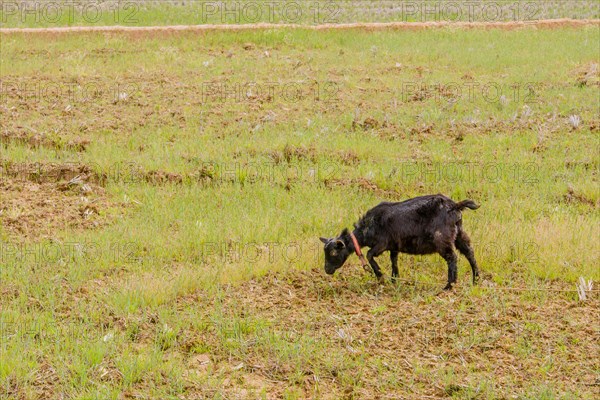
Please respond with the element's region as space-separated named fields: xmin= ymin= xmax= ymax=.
xmin=377 ymin=276 xmax=386 ymax=285
xmin=443 ymin=283 xmax=453 ymax=291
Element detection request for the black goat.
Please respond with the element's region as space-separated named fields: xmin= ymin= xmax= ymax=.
xmin=319 ymin=194 xmax=480 ymax=290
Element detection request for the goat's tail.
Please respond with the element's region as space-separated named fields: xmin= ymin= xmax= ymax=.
xmin=452 ymin=199 xmax=480 ymax=211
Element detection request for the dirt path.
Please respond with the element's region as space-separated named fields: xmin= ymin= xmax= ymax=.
xmin=1 ymin=18 xmax=599 ymax=34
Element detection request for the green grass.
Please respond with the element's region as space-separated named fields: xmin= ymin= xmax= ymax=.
xmin=0 ymin=26 xmax=599 ymax=399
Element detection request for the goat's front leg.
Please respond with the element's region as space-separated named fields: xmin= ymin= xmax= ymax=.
xmin=366 ymin=246 xmax=386 ymax=285
xmin=390 ymin=251 xmax=399 ymax=282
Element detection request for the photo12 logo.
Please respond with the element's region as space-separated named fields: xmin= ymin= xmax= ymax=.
xmin=192 ymin=160 xmax=340 ymax=185
xmin=481 ymin=239 xmax=540 ymax=268
xmin=0 ymin=80 xmax=139 ymax=106
xmin=199 ymin=1 xmax=340 ymax=24
xmin=0 ymin=1 xmax=141 ymax=25
xmin=0 ymin=241 xmax=142 ymax=266
xmin=197 ymin=240 xmax=322 ymax=265
xmin=0 ymin=320 xmax=112 ymax=345
xmin=200 ymin=81 xmax=340 ymax=104
xmin=398 ymin=1 xmax=542 ymax=22
xmin=401 ymin=81 xmax=540 ymax=105
xmin=394 ymin=161 xmax=540 ymax=185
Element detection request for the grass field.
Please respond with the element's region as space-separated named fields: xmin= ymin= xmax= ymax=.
xmin=1 ymin=23 xmax=599 ymax=399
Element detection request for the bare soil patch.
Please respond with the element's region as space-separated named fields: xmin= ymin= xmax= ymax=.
xmin=563 ymin=188 xmax=599 ymax=208
xmin=0 ymin=130 xmax=90 ymax=152
xmin=324 ymin=177 xmax=403 ymax=199
xmin=172 ymin=268 xmax=600 ymax=399
xmin=575 ymin=62 xmax=600 ymax=87
xmin=0 ymin=162 xmax=119 ymax=239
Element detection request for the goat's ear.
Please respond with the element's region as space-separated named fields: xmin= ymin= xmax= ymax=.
xmin=319 ymin=237 xmax=329 ymax=244
xmin=335 ymin=239 xmax=345 ymax=249
xmin=340 ymin=228 xmax=349 ymax=237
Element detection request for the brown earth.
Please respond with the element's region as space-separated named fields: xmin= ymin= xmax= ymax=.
xmin=168 ymin=268 xmax=599 ymax=399
xmin=0 ymin=162 xmax=119 ymax=239
xmin=0 ymin=130 xmax=90 ymax=152
xmin=575 ymin=62 xmax=600 ymax=87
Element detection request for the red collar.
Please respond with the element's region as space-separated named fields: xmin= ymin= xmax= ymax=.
xmin=349 ymin=232 xmax=370 ymax=272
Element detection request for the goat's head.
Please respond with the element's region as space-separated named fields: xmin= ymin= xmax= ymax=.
xmin=319 ymin=228 xmax=351 ymax=275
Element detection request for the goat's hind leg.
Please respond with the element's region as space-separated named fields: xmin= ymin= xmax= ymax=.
xmin=455 ymin=230 xmax=480 ymax=284
xmin=441 ymin=248 xmax=458 ymax=290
